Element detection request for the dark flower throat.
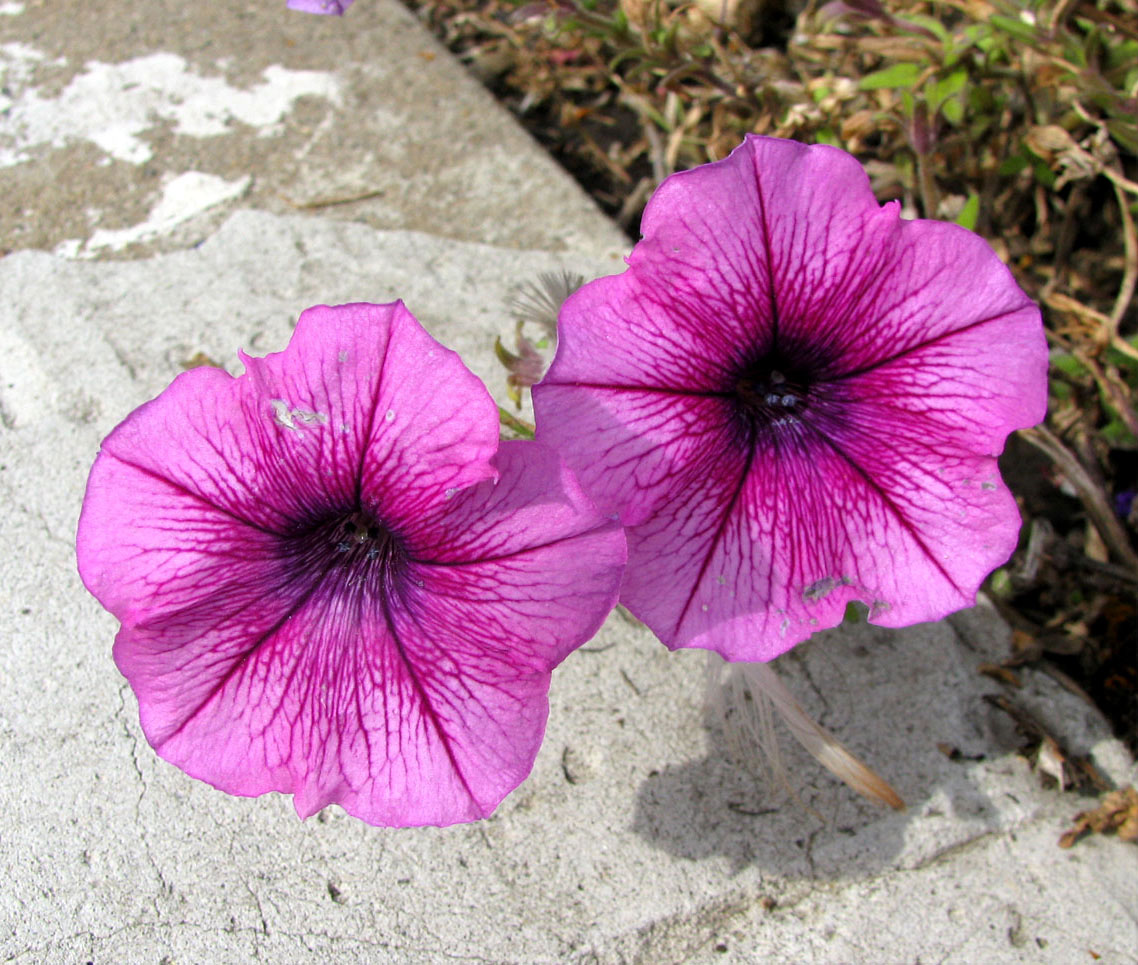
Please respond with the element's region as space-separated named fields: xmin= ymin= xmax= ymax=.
xmin=729 ymin=350 xmax=814 ymax=446
xmin=279 ymin=508 xmax=408 ymax=606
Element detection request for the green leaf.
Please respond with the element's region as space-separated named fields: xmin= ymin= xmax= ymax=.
xmin=859 ymin=62 xmax=922 ymax=91
xmin=941 ymin=97 xmax=964 ymax=125
xmin=989 ymin=568 xmax=1013 ymax=599
xmin=1102 ymin=418 xmax=1137 ymax=448
xmin=1032 ymin=160 xmax=1057 ymax=189
xmin=494 ymin=336 xmax=520 ymax=368
xmin=954 ymin=193 xmax=980 ymax=231
xmin=1106 ymin=336 xmax=1138 ymax=373
xmin=962 ymin=23 xmax=993 ymax=52
xmin=1106 ymin=118 xmax=1138 ymax=157
xmin=905 ymin=13 xmax=950 ymax=44
xmin=1109 ymin=39 xmax=1138 ymax=71
xmin=989 ymin=14 xmax=1038 ymax=44
xmin=1050 ymin=352 xmax=1088 ymax=378
xmin=497 ymin=405 xmax=535 ymax=440
xmin=927 ymin=67 xmax=968 ymax=114
xmin=998 ymin=153 xmax=1029 ymax=176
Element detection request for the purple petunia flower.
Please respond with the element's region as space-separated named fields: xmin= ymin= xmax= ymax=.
xmin=77 ymin=302 xmax=625 ymax=827
xmin=533 ymin=135 xmax=1047 ymax=664
xmin=287 ymin=0 xmax=354 ymax=15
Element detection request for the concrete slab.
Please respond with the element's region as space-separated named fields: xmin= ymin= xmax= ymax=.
xmin=1 ymin=211 xmax=1135 ymax=963
xmin=0 ymin=0 xmax=627 ymax=258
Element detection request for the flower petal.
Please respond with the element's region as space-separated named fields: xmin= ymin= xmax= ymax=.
xmin=713 ymin=138 xmax=1044 ymax=385
xmin=242 ymin=302 xmax=500 ymax=532
xmin=532 ymin=383 xmax=727 ymax=525
xmin=621 ymin=416 xmax=1020 ymax=660
xmin=84 ymin=301 xmax=497 ymax=543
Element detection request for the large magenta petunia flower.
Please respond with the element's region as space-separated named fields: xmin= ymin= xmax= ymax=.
xmin=533 ymin=135 xmax=1047 ymax=664
xmin=77 ymin=302 xmax=625 ymax=827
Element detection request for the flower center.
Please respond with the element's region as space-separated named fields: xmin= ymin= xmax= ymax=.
xmin=280 ymin=508 xmax=408 ymax=608
xmin=735 ymin=368 xmax=806 ymax=412
xmin=730 ymin=354 xmax=813 ymax=444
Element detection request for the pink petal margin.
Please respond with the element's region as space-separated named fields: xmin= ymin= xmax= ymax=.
xmin=533 ymin=135 xmax=1048 ymax=662
xmin=77 ymin=302 xmax=626 ymax=826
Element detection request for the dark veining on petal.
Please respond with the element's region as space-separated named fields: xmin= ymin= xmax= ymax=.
xmin=155 ymin=508 xmax=412 ymax=749
xmin=546 ymin=381 xmax=712 ymax=397
xmin=385 ymin=597 xmax=481 ymax=810
xmin=752 ymin=169 xmax=782 ymax=349
xmin=799 ymin=420 xmax=968 ymax=598
xmin=106 ymin=453 xmax=284 ymax=537
xmin=154 ymin=570 xmax=334 ymax=747
xmin=824 ymin=305 xmax=1029 ymax=383
xmin=354 ymin=325 xmax=394 ymax=507
xmin=674 ymin=443 xmax=756 ymax=633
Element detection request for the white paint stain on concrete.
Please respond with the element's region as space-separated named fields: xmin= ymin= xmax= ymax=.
xmin=0 ymin=42 xmax=50 ymax=98
xmin=61 ymin=171 xmax=251 ymax=255
xmin=0 ymin=49 xmax=341 ymax=167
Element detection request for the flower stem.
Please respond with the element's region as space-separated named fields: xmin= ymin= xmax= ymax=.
xmin=498 ymin=405 xmax=535 ymax=439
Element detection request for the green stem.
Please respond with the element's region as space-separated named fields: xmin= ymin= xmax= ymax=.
xmin=498 ymin=406 xmax=535 ymax=440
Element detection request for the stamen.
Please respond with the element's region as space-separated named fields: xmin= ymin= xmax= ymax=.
xmin=730 ymin=353 xmax=813 ymax=444
xmin=282 ymin=509 xmax=408 ymax=607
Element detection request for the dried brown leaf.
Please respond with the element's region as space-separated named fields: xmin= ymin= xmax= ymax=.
xmin=181 ymin=351 xmax=221 ymax=370
xmin=1060 ymin=786 xmax=1138 ymax=848
xmin=978 ymin=663 xmax=1022 ymax=688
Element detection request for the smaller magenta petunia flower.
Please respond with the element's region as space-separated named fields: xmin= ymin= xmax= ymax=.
xmin=287 ymin=0 xmax=354 ymax=15
xmin=77 ymin=302 xmax=625 ymax=827
xmin=533 ymin=135 xmax=1047 ymax=664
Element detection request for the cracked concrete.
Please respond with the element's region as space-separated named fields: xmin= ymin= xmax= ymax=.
xmin=1 ymin=0 xmax=1136 ymax=961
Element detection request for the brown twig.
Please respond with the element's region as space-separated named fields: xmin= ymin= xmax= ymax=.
xmin=1075 ymin=349 xmax=1138 ymax=442
xmin=1019 ymin=425 xmax=1138 ymax=573
xmin=1108 ymin=177 xmax=1138 ymax=356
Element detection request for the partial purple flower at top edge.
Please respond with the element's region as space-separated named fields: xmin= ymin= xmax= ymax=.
xmin=287 ymin=0 xmax=354 ymax=14
xmin=77 ymin=302 xmax=626 ymax=827
xmin=533 ymin=135 xmax=1047 ymax=663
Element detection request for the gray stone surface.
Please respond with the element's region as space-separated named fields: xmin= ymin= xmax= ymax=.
xmin=2 ymin=211 xmax=1136 ymax=963
xmin=0 ymin=0 xmax=627 ymax=258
